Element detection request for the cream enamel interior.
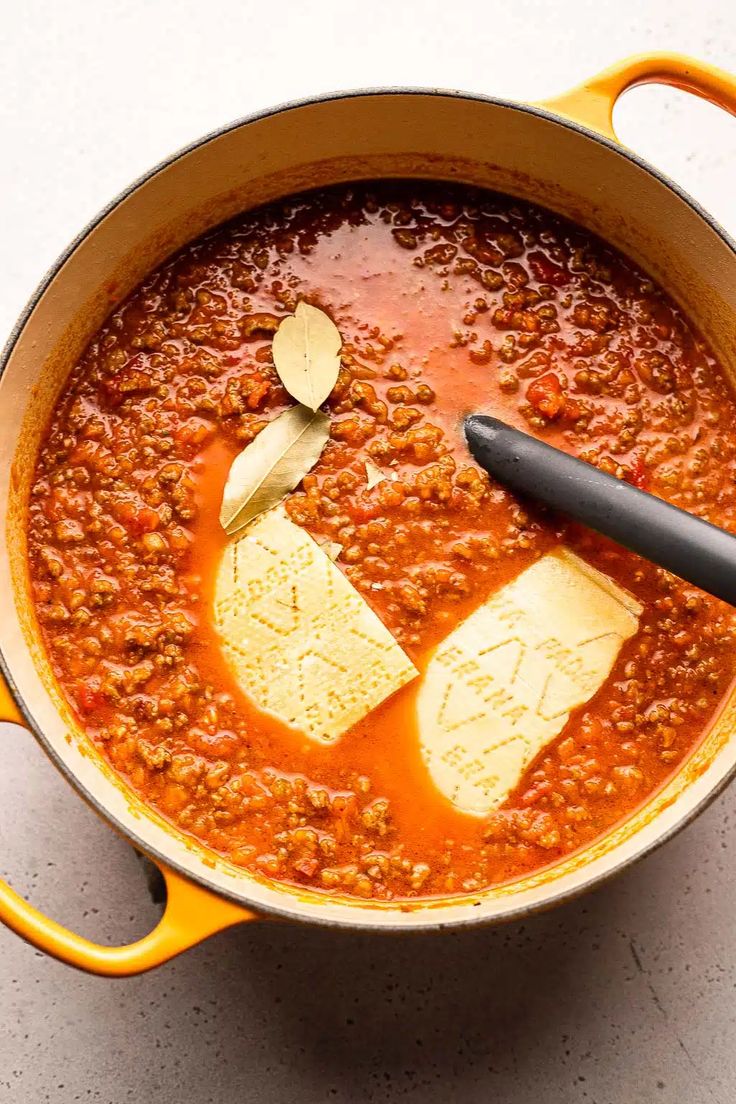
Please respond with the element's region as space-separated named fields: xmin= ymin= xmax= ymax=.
xmin=2 ymin=90 xmax=736 ymax=930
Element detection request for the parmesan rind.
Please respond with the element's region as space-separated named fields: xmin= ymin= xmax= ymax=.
xmin=214 ymin=508 xmax=418 ymax=744
xmin=417 ymin=549 xmax=642 ymax=816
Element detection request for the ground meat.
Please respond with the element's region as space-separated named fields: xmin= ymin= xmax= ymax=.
xmin=26 ymin=182 xmax=736 ymax=901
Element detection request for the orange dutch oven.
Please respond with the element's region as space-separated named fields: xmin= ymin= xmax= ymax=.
xmin=1 ymin=53 xmax=736 ymax=975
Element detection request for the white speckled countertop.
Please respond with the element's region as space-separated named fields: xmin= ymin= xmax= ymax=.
xmin=1 ymin=2 xmax=735 ymax=1100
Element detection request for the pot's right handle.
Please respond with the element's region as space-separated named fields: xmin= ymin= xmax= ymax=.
xmin=0 ymin=673 xmax=256 ymax=975
xmin=539 ymin=52 xmax=736 ymax=142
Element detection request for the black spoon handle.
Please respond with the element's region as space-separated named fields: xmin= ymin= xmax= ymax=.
xmin=464 ymin=413 xmax=736 ymax=607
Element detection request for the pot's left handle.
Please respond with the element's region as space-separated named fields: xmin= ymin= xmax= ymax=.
xmin=0 ymin=675 xmax=256 ymax=976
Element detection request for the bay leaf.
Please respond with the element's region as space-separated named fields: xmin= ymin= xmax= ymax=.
xmin=220 ymin=404 xmax=330 ymax=535
xmin=271 ymin=301 xmax=341 ymax=411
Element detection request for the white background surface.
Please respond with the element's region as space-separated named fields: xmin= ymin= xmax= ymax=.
xmin=1 ymin=2 xmax=735 ymax=1102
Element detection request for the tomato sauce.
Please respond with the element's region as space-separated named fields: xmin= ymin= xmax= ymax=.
xmin=26 ymin=182 xmax=736 ymax=900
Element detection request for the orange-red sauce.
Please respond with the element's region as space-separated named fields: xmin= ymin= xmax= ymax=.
xmin=27 ymin=182 xmax=736 ymax=900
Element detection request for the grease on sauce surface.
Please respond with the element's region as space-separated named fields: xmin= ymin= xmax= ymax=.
xmin=27 ymin=183 xmax=736 ymax=900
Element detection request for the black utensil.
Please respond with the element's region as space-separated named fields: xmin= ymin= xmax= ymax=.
xmin=464 ymin=413 xmax=736 ymax=607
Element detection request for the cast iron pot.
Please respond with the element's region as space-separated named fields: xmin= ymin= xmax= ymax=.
xmin=1 ymin=53 xmax=735 ymax=975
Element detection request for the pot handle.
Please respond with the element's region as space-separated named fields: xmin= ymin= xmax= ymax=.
xmin=0 ymin=674 xmax=256 ymax=976
xmin=538 ymin=52 xmax=736 ymax=142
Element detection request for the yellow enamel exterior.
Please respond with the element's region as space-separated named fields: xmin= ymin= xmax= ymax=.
xmin=0 ymin=675 xmax=22 ymax=726
xmin=0 ymin=641 xmax=254 ymax=977
xmin=540 ymin=51 xmax=736 ymax=140
xmin=0 ymin=52 xmax=735 ymax=975
xmin=0 ymin=790 xmax=255 ymax=975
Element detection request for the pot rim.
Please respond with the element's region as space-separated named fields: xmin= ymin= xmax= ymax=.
xmin=3 ymin=83 xmax=736 ymax=931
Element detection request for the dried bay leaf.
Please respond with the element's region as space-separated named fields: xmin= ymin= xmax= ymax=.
xmin=220 ymin=404 xmax=330 ymax=535
xmin=272 ymin=301 xmax=341 ymax=411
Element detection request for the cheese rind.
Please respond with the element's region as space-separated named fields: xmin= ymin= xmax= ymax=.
xmin=417 ymin=549 xmax=642 ymax=816
xmin=214 ymin=508 xmax=418 ymax=744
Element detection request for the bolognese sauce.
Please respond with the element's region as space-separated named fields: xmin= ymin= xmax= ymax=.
xmin=26 ymin=183 xmax=736 ymax=900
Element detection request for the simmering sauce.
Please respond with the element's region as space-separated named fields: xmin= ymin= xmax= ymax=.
xmin=27 ymin=182 xmax=736 ymax=900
